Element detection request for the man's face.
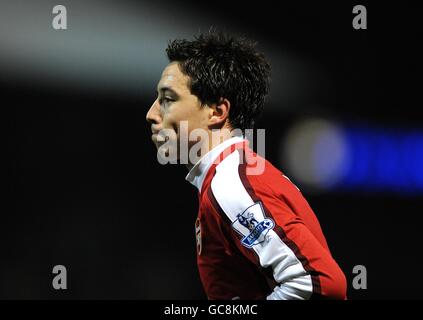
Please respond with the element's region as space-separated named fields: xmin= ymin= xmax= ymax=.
xmin=146 ymin=62 xmax=210 ymax=154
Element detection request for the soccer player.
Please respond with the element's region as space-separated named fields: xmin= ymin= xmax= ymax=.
xmin=146 ymin=32 xmax=347 ymax=300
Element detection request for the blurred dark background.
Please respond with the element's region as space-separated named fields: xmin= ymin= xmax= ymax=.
xmin=3 ymin=0 xmax=423 ymax=299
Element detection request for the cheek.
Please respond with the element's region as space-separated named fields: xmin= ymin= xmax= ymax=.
xmin=163 ymin=101 xmax=206 ymax=133
xmin=192 ymin=107 xmax=210 ymax=127
xmin=160 ymin=106 xmax=178 ymax=126
xmin=160 ymin=107 xmax=185 ymax=135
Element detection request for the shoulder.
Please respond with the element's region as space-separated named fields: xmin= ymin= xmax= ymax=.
xmin=207 ymin=148 xmax=301 ymax=218
xmin=208 ymin=149 xmax=271 ymax=221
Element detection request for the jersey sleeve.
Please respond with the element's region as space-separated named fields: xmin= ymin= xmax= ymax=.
xmin=209 ymin=150 xmax=347 ymax=300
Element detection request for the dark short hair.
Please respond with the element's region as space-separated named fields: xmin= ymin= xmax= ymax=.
xmin=166 ymin=32 xmax=271 ymax=130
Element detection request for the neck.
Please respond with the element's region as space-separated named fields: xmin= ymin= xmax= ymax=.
xmin=185 ymin=127 xmax=235 ymax=170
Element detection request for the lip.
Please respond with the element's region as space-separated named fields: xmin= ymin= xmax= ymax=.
xmin=150 ymin=132 xmax=163 ymax=146
xmin=151 ymin=124 xmax=161 ymax=134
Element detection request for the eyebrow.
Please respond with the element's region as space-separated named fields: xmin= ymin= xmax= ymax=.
xmin=156 ymin=86 xmax=179 ymax=96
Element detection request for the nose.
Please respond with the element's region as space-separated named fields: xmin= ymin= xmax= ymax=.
xmin=146 ymin=99 xmax=161 ymax=125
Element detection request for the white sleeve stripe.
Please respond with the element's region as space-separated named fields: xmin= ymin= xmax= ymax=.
xmin=211 ymin=151 xmax=313 ymax=300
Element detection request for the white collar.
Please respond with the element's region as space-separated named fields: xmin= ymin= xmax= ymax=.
xmin=185 ymin=135 xmax=245 ymax=192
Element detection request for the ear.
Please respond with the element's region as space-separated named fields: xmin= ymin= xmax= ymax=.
xmin=209 ymin=98 xmax=230 ymax=128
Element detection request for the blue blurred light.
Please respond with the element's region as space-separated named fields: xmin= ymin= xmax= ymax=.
xmin=337 ymin=127 xmax=372 ymax=189
xmin=331 ymin=126 xmax=423 ymax=194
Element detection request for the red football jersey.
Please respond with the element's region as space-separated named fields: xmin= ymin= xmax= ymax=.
xmin=186 ymin=137 xmax=347 ymax=300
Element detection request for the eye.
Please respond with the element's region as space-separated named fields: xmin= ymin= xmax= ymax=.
xmin=159 ymin=97 xmax=174 ymax=106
